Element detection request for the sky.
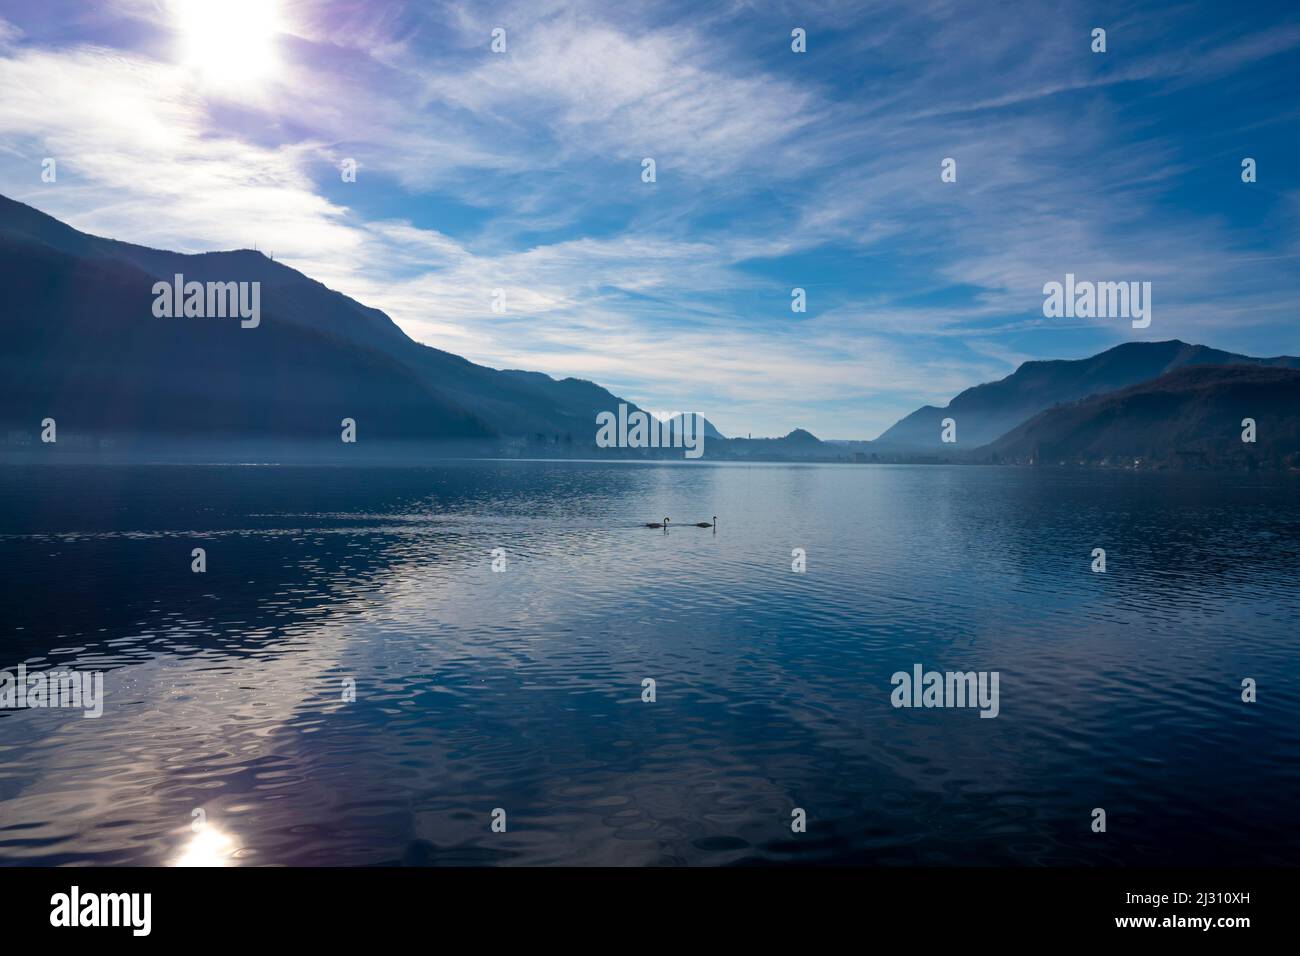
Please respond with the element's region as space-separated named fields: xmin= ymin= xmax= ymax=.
xmin=0 ymin=0 xmax=1297 ymax=439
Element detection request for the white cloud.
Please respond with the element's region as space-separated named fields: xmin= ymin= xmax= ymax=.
xmin=0 ymin=16 xmax=21 ymax=48
xmin=423 ymin=19 xmax=818 ymax=177
xmin=0 ymin=46 xmax=361 ymax=268
xmin=1 ymin=0 xmax=1297 ymax=439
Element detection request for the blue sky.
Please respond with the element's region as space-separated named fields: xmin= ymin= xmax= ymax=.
xmin=0 ymin=0 xmax=1297 ymax=438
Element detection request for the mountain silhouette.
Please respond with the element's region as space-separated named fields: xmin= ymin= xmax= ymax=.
xmin=875 ymin=340 xmax=1300 ymax=450
xmin=0 ymin=194 xmax=652 ymax=450
xmin=985 ymin=365 xmax=1300 ymax=468
xmin=5 ymin=194 xmax=1298 ymax=468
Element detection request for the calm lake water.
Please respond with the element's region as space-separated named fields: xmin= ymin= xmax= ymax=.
xmin=1 ymin=461 xmax=1297 ymax=866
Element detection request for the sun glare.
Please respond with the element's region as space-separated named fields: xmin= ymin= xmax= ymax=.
xmin=173 ymin=0 xmax=282 ymax=91
xmin=173 ymin=824 xmax=237 ymax=866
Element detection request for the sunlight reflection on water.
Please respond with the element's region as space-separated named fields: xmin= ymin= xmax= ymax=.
xmin=1 ymin=462 xmax=1298 ymax=866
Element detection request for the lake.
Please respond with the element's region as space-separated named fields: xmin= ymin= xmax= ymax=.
xmin=1 ymin=461 xmax=1297 ymax=866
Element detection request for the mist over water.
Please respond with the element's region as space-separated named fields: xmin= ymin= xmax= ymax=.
xmin=1 ymin=461 xmax=1297 ymax=866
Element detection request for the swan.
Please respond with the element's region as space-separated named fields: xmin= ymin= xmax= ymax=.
xmin=644 ymin=517 xmax=670 ymax=528
xmin=692 ymin=516 xmax=717 ymax=528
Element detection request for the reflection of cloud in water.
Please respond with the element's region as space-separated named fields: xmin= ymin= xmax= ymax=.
xmin=3 ymin=464 xmax=1299 ymax=866
xmin=0 ymin=616 xmax=359 ymax=865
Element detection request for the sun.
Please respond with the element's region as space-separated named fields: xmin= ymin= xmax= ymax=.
xmin=173 ymin=0 xmax=282 ymax=91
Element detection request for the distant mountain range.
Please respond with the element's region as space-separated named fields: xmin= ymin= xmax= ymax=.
xmin=3 ymin=194 xmax=1297 ymax=469
xmin=986 ymin=365 xmax=1300 ymax=468
xmin=875 ymin=340 xmax=1300 ymax=450
xmin=0 ymin=194 xmax=674 ymax=451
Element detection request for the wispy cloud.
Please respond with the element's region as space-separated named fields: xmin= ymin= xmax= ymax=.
xmin=1 ymin=0 xmax=1297 ymax=438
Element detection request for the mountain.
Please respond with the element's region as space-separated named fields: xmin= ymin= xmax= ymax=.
xmin=717 ymin=427 xmax=845 ymax=459
xmin=985 ymin=365 xmax=1300 ymax=468
xmin=875 ymin=341 xmax=1300 ymax=450
xmin=665 ymin=413 xmax=727 ymax=441
xmin=0 ymin=193 xmax=651 ymax=450
xmin=7 ymin=194 xmax=1297 ymax=468
xmin=0 ymin=230 xmax=493 ymax=443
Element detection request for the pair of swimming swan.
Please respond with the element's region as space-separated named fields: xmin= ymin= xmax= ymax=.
xmin=645 ymin=516 xmax=716 ymax=528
